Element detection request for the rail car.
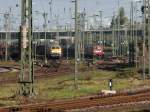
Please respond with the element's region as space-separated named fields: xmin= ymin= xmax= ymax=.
xmin=0 ymin=43 xmax=5 ymax=59
xmin=62 ymin=44 xmax=105 ymax=59
xmin=10 ymin=47 xmax=20 ymax=60
xmin=48 ymin=43 xmax=62 ymax=58
xmin=35 ymin=40 xmax=62 ymax=59
xmin=93 ymin=45 xmax=104 ymax=57
xmin=0 ymin=40 xmax=20 ymax=60
xmin=0 ymin=39 xmax=109 ymax=60
xmin=0 ymin=39 xmax=62 ymax=60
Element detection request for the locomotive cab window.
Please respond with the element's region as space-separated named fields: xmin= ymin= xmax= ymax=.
xmin=56 ymin=47 xmax=60 ymax=49
xmin=52 ymin=47 xmax=55 ymax=49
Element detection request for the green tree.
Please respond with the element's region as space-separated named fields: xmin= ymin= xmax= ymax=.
xmin=110 ymin=15 xmax=116 ymax=28
xmin=110 ymin=7 xmax=128 ymax=28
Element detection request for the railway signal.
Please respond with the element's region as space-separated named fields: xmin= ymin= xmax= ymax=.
xmin=109 ymin=79 xmax=113 ymax=91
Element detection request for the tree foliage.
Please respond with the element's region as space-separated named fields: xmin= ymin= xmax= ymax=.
xmin=110 ymin=7 xmax=128 ymax=28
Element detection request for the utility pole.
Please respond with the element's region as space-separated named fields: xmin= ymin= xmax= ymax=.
xmin=8 ymin=8 xmax=11 ymax=47
xmin=131 ymin=1 xmax=134 ymax=66
xmin=134 ymin=0 xmax=142 ymax=68
xmin=117 ymin=0 xmax=120 ymax=57
xmin=143 ymin=0 xmax=150 ymax=78
xmin=19 ymin=0 xmax=34 ymax=96
xmin=4 ymin=8 xmax=11 ymax=61
xmin=116 ymin=0 xmax=121 ymax=56
xmin=66 ymin=23 xmax=69 ymax=60
xmin=78 ymin=14 xmax=81 ymax=61
xmin=81 ymin=10 xmax=86 ymax=61
xmin=135 ymin=3 xmax=138 ymax=68
xmin=124 ymin=26 xmax=128 ymax=56
xmin=48 ymin=0 xmax=53 ymax=40
xmin=148 ymin=0 xmax=150 ymax=77
xmin=99 ymin=11 xmax=103 ymax=47
xmin=74 ymin=0 xmax=78 ymax=89
xmin=43 ymin=12 xmax=48 ymax=64
xmin=56 ymin=15 xmax=60 ymax=44
xmin=4 ymin=13 xmax=9 ymax=61
xmin=129 ymin=1 xmax=134 ymax=66
xmin=112 ymin=12 xmax=116 ymax=56
xmin=35 ymin=11 xmax=48 ymax=57
xmin=49 ymin=0 xmax=53 ymax=18
xmin=142 ymin=0 xmax=147 ymax=80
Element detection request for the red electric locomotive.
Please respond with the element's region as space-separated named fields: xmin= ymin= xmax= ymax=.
xmin=93 ymin=45 xmax=104 ymax=57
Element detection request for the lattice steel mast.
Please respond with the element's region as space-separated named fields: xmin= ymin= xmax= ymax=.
xmin=147 ymin=0 xmax=150 ymax=77
xmin=74 ymin=0 xmax=78 ymax=89
xmin=19 ymin=0 xmax=34 ymax=96
xmin=142 ymin=0 xmax=148 ymax=79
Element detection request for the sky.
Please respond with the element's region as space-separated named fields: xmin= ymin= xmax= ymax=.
xmin=0 ymin=0 xmax=143 ymax=31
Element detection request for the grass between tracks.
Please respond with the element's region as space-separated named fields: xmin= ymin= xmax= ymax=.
xmin=0 ymin=66 xmax=150 ymax=106
xmin=35 ymin=70 xmax=115 ymax=100
xmin=35 ymin=69 xmax=150 ymax=100
xmin=0 ymin=61 xmax=18 ymax=66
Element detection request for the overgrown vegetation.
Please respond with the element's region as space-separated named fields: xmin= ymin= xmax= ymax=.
xmin=34 ymin=69 xmax=150 ymax=100
xmin=0 ymin=67 xmax=150 ymax=106
xmin=0 ymin=61 xmax=18 ymax=66
xmin=116 ymin=68 xmax=137 ymax=78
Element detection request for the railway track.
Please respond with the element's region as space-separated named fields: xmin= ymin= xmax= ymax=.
xmin=0 ymin=59 xmax=149 ymax=111
xmin=0 ymin=58 xmax=128 ymax=84
xmin=0 ymin=89 xmax=150 ymax=112
xmin=0 ymin=60 xmax=74 ymax=84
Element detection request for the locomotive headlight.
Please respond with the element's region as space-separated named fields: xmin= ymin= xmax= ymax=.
xmin=57 ymin=51 xmax=62 ymax=53
xmin=51 ymin=50 xmax=61 ymax=53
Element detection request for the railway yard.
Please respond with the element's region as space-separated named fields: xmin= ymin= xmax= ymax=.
xmin=1 ymin=0 xmax=150 ymax=112
xmin=0 ymin=59 xmax=150 ymax=112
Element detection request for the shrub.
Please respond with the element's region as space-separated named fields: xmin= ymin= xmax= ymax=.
xmin=79 ymin=73 xmax=92 ymax=81
xmin=116 ymin=69 xmax=137 ymax=78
